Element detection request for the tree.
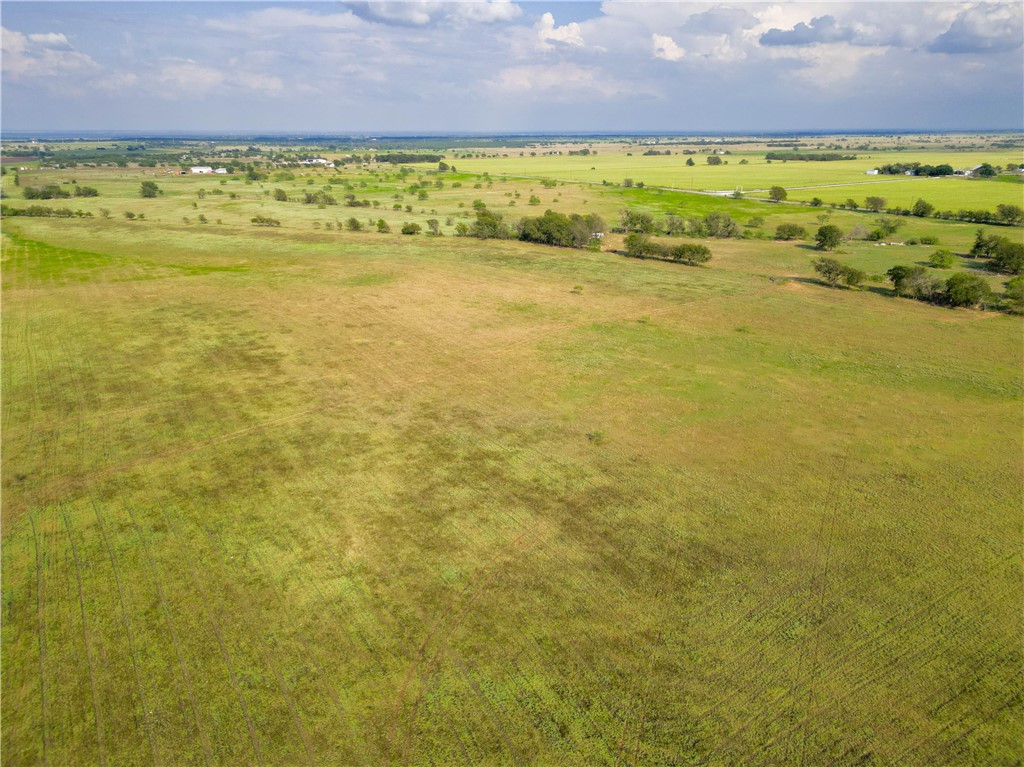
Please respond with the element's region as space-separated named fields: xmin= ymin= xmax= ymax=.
xmin=345 ymin=217 xmax=363 ymax=231
xmin=376 ymin=218 xmax=390 ymax=233
xmin=774 ymin=223 xmax=806 ymax=240
xmin=928 ymin=249 xmax=956 ymax=269
xmin=400 ymin=222 xmax=422 ymax=235
xmin=1004 ymin=275 xmax=1024 ymax=313
xmin=812 ymin=257 xmax=844 ymax=286
xmin=528 ymin=195 xmax=541 ymax=205
xmin=685 ymin=157 xmax=695 ymax=167
xmin=623 ymin=178 xmax=634 ymax=188
xmin=815 ymin=224 xmax=843 ymax=250
xmin=945 ymin=273 xmax=991 ymax=307
xmin=769 ymin=186 xmax=787 ymax=202
xmin=468 ymin=209 xmax=513 ymax=239
xmin=887 ymin=265 xmax=943 ymax=301
xmin=704 ymin=211 xmax=739 ymax=238
xmin=664 ymin=215 xmax=686 ymax=236
xmin=976 ymin=163 xmax=996 ymax=178
xmin=911 ymin=198 xmax=935 ymax=217
xmin=996 ymin=204 xmax=1024 ymax=225
xmin=864 ymin=196 xmax=886 ymax=212
xmin=845 ymin=199 xmax=858 ymax=210
xmin=706 ymin=155 xmax=723 ymax=166
xmin=426 ymin=218 xmax=441 ymax=235
xmin=620 ymin=209 xmax=657 ymax=233
xmin=140 ymin=181 xmax=159 ymax=198
xmin=809 ymin=197 xmax=823 ymax=207
xmin=988 ymin=240 xmax=1024 ymax=274
xmin=273 ymin=188 xmax=288 ymax=202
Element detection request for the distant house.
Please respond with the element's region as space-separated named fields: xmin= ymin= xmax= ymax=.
xmin=865 ymin=169 xmax=879 ymax=175
xmin=214 ymin=168 xmax=229 ymax=174
xmin=191 ymin=166 xmax=214 ymax=174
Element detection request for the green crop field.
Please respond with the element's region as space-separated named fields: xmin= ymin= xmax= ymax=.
xmin=2 ymin=135 xmax=1022 ymax=766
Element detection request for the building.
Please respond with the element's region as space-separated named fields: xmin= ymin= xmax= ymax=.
xmin=190 ymin=166 xmax=214 ymax=174
xmin=865 ymin=169 xmax=879 ymax=175
xmin=214 ymin=168 xmax=229 ymax=174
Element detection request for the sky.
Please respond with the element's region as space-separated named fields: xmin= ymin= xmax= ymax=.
xmin=2 ymin=1 xmax=1023 ymax=133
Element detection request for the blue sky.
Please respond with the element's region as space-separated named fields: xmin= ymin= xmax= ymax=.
xmin=2 ymin=1 xmax=1022 ymax=133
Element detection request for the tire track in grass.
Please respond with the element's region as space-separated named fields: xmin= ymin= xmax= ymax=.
xmin=29 ymin=512 xmax=49 ymax=766
xmin=58 ymin=505 xmax=107 ymax=767
xmin=795 ymin=447 xmax=852 ymax=767
xmin=152 ymin=499 xmax=266 ymax=766
xmin=702 ymin=551 xmax=1017 ymax=765
xmin=87 ymin=495 xmax=160 ymax=766
xmin=121 ymin=500 xmax=215 ymax=767
xmin=299 ymin=285 xmax=718 ymax=762
xmin=87 ymin=276 xmax=374 ymax=763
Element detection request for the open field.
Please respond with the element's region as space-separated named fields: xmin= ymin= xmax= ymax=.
xmin=2 ymin=138 xmax=1023 ymax=765
xmin=425 ymin=149 xmax=1024 ymax=207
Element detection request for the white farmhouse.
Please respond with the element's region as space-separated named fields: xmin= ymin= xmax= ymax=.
xmin=191 ymin=166 xmax=214 ymax=174
xmin=865 ymin=169 xmax=879 ymax=175
xmin=214 ymin=168 xmax=229 ymax=174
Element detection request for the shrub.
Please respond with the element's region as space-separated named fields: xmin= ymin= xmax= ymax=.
xmin=815 ymin=225 xmax=843 ymax=250
xmin=251 ymin=215 xmax=280 ymax=226
xmin=775 ymin=223 xmax=806 ymax=240
xmin=928 ymin=250 xmax=956 ymax=269
xmin=812 ymin=256 xmax=862 ymax=287
xmin=945 ymin=273 xmax=992 ymax=307
xmin=400 ymin=222 xmax=422 ymax=235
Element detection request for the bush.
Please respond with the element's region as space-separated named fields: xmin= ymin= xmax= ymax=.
xmin=24 ymin=185 xmax=70 ymax=200
xmin=517 ymin=210 xmax=604 ymax=248
xmin=928 ymin=250 xmax=956 ymax=269
xmin=815 ymin=225 xmax=843 ymax=250
xmin=775 ymin=223 xmax=806 ymax=240
xmin=812 ymin=256 xmax=862 ymax=287
xmin=251 ymin=215 xmax=280 ymax=226
xmin=945 ymin=273 xmax=992 ymax=307
xmin=624 ymin=233 xmax=711 ymax=265
xmin=400 ymin=222 xmax=421 ymax=235
xmin=988 ymin=240 xmax=1024 ymax=274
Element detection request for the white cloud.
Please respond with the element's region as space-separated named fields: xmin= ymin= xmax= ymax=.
xmin=205 ymin=7 xmax=363 ymax=35
xmin=157 ymin=58 xmax=225 ymax=94
xmin=343 ymin=1 xmax=521 ymax=27
xmin=652 ymin=33 xmax=685 ymax=61
xmin=537 ymin=12 xmax=584 ymax=48
xmin=489 ymin=62 xmax=624 ymax=98
xmin=2 ymin=26 xmax=99 ymax=80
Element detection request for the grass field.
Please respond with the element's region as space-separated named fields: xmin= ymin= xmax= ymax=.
xmin=2 ymin=138 xmax=1023 ymax=765
xmin=431 ymin=149 xmax=1024 ymax=209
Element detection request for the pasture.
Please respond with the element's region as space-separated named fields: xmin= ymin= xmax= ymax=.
xmin=2 ymin=137 xmax=1022 ymax=766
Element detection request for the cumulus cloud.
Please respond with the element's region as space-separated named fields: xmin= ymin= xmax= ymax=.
xmin=683 ymin=7 xmax=759 ymax=36
xmin=489 ymin=62 xmax=628 ymax=98
xmin=652 ymin=33 xmax=686 ymax=61
xmin=928 ymin=3 xmax=1024 ymax=54
xmin=343 ymin=1 xmax=521 ymax=27
xmin=759 ymin=15 xmax=854 ymax=46
xmin=2 ymin=26 xmax=99 ymax=79
xmin=537 ymin=12 xmax=584 ymax=48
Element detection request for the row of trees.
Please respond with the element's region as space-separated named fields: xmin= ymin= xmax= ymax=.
xmin=23 ymin=184 xmax=99 ymax=200
xmin=876 ymin=162 xmax=954 ymax=176
xmin=623 ymin=234 xmax=711 ymax=265
xmin=771 ymin=189 xmax=1022 ymax=227
xmin=814 ymin=255 xmax=1015 ymax=310
xmin=619 ymin=209 xmax=740 ymax=238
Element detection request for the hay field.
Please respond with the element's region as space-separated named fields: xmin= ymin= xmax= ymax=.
xmin=2 ymin=148 xmax=1022 ymax=766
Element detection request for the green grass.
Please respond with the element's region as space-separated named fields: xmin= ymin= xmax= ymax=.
xmin=2 ymin=146 xmax=1023 ymax=766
